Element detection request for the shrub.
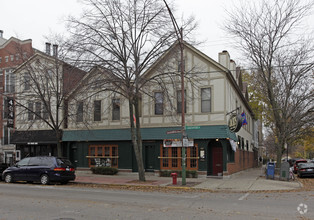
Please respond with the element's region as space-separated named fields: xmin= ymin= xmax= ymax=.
xmin=91 ymin=167 xmax=118 ymax=175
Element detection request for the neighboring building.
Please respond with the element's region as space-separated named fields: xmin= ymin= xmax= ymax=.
xmin=0 ymin=30 xmax=33 ymax=164
xmin=60 ymin=42 xmax=257 ymax=176
xmin=10 ymin=43 xmax=86 ymax=159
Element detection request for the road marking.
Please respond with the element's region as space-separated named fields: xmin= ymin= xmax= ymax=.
xmin=238 ymin=193 xmax=250 ymax=201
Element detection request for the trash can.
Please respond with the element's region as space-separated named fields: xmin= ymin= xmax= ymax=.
xmin=266 ymin=162 xmax=275 ymax=179
xmin=171 ymin=173 xmax=177 ymax=185
xmin=280 ymin=162 xmax=290 ymax=181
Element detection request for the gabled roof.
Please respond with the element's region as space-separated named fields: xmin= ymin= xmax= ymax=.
xmin=0 ymin=36 xmax=32 ymax=49
xmin=13 ymin=50 xmax=87 ymax=95
xmin=142 ymin=41 xmax=254 ymax=116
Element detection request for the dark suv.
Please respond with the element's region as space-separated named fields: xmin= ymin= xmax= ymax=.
xmin=2 ymin=156 xmax=75 ymax=185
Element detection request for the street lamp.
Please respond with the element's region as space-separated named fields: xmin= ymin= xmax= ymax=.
xmin=163 ymin=0 xmax=186 ymax=185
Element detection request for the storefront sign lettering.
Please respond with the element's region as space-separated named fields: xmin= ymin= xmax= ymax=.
xmin=228 ymin=114 xmax=242 ymax=132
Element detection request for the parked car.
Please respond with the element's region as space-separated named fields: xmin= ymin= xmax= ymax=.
xmin=297 ymin=162 xmax=314 ymax=178
xmin=0 ymin=163 xmax=9 ymax=180
xmin=293 ymin=159 xmax=308 ymax=174
xmin=2 ymin=156 xmax=75 ymax=185
xmin=288 ymin=158 xmax=299 ymax=167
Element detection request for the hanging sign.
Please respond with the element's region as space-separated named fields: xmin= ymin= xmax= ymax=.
xmin=7 ymin=98 xmax=14 ymax=128
xmin=228 ymin=114 xmax=242 ymax=132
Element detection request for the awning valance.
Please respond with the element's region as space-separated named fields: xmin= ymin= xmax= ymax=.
xmin=62 ymin=125 xmax=237 ymax=142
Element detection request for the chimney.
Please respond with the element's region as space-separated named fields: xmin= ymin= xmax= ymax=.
xmin=0 ymin=30 xmax=3 ymax=38
xmin=52 ymin=44 xmax=58 ymax=57
xmin=45 ymin=42 xmax=51 ymax=55
xmin=218 ymin=50 xmax=230 ymax=70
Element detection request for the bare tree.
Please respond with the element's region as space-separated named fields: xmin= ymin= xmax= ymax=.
xmin=13 ymin=46 xmax=86 ymax=157
xmin=65 ymin=0 xmax=196 ymax=181
xmin=224 ymin=0 xmax=314 ymax=167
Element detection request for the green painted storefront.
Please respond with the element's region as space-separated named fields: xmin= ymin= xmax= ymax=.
xmin=62 ymin=125 xmax=237 ymax=175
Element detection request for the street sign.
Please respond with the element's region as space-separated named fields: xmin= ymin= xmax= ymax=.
xmin=182 ymin=137 xmax=189 ymax=147
xmin=166 ymin=130 xmax=182 ymax=134
xmin=186 ymin=126 xmax=200 ymax=130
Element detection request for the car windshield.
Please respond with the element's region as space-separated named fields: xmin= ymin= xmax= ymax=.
xmin=299 ymin=163 xmax=314 ymax=168
xmin=57 ymin=158 xmax=73 ymax=167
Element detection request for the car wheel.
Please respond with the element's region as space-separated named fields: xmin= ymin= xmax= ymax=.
xmin=40 ymin=174 xmax=50 ymax=185
xmin=4 ymin=174 xmax=13 ymax=183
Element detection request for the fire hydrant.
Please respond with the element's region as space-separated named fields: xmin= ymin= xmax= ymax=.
xmin=171 ymin=173 xmax=177 ymax=185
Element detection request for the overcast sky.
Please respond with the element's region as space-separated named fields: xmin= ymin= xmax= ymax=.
xmin=1 ymin=0 xmax=313 ymax=64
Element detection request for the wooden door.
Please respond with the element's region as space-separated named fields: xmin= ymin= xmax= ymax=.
xmin=212 ymin=146 xmax=223 ymax=175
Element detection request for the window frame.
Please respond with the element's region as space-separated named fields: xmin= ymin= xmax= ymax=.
xmin=76 ymin=101 xmax=83 ymax=122
xmin=35 ymin=102 xmax=41 ymax=120
xmin=177 ymin=90 xmax=186 ymax=113
xmin=88 ymin=145 xmax=118 ymax=168
xmin=160 ymin=144 xmax=198 ymax=171
xmin=154 ymin=92 xmax=163 ymax=115
xmin=112 ymin=98 xmax=120 ymax=120
xmin=24 ymin=72 xmax=30 ymax=91
xmin=201 ymin=87 xmax=211 ymax=113
xmin=28 ymin=102 xmax=34 ymax=121
xmin=93 ymin=100 xmax=101 ymax=121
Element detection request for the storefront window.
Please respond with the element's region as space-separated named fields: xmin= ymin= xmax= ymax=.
xmin=88 ymin=145 xmax=118 ymax=168
xmin=160 ymin=144 xmax=198 ymax=170
xmin=171 ymin=148 xmax=178 ymax=167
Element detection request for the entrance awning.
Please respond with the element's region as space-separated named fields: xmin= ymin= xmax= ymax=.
xmin=10 ymin=130 xmax=59 ymax=144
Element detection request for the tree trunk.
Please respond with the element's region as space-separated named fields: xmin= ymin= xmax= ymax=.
xmin=56 ymin=130 xmax=63 ymax=157
xmin=129 ymin=99 xmax=146 ymax=181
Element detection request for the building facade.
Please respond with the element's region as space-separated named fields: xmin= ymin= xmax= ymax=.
xmin=0 ymin=30 xmax=33 ymax=164
xmin=61 ymin=42 xmax=258 ymax=176
xmin=11 ymin=44 xmax=86 ymax=159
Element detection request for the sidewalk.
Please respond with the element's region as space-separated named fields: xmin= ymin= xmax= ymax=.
xmin=73 ymin=167 xmax=302 ymax=192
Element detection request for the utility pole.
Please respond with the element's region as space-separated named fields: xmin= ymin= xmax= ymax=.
xmin=163 ymin=0 xmax=186 ymax=185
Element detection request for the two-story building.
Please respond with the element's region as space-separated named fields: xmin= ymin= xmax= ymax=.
xmin=61 ymin=41 xmax=257 ymax=176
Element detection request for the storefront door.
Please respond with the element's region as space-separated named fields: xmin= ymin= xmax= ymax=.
xmin=145 ymin=145 xmax=155 ymax=172
xmin=212 ymin=146 xmax=223 ymax=176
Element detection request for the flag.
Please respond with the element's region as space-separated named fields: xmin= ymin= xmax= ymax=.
xmin=133 ymin=114 xmax=136 ymax=124
xmin=241 ymin=111 xmax=247 ymax=125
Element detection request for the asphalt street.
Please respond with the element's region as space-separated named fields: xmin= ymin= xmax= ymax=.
xmin=0 ymin=182 xmax=312 ymax=220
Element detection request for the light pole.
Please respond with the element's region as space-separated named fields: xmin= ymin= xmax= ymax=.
xmin=163 ymin=0 xmax=186 ymax=185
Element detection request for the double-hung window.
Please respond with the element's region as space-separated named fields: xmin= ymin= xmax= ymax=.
xmin=5 ymin=69 xmax=15 ymax=93
xmin=154 ymin=92 xmax=163 ymax=115
xmin=94 ymin=100 xmax=101 ymax=121
xmin=35 ymin=102 xmax=41 ymax=120
xmin=24 ymin=73 xmax=30 ymax=91
xmin=201 ymin=88 xmax=211 ymax=113
xmin=112 ymin=99 xmax=120 ymax=120
xmin=76 ymin=101 xmax=83 ymax=122
xmin=28 ymin=102 xmax=34 ymax=120
xmin=177 ymin=90 xmax=186 ymax=113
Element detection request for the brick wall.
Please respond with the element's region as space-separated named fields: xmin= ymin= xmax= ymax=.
xmin=226 ymin=149 xmax=257 ymax=175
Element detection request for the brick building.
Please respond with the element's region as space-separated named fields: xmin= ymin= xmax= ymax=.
xmin=0 ymin=30 xmax=33 ymax=164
